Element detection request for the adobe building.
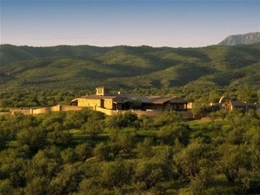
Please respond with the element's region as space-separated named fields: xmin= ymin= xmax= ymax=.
xmin=9 ymin=87 xmax=190 ymax=117
xmin=71 ymin=87 xmax=132 ymax=110
xmin=71 ymin=87 xmax=188 ymax=112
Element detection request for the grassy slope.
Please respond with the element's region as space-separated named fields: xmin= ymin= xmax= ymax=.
xmin=0 ymin=43 xmax=259 ymax=91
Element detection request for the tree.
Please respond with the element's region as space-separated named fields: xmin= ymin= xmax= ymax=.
xmin=208 ymin=112 xmax=218 ymax=122
xmin=81 ymin=120 xmax=103 ymax=138
xmin=189 ymin=167 xmax=213 ymax=195
xmin=218 ymin=144 xmax=250 ymax=183
xmin=48 ymin=163 xmax=83 ymax=195
xmin=174 ymin=140 xmax=213 ymax=179
xmin=237 ymin=85 xmax=258 ymax=103
xmin=17 ymin=128 xmax=47 ymax=154
xmin=139 ymin=115 xmax=154 ymax=130
xmin=136 ymin=138 xmax=154 ymax=159
xmin=192 ymin=104 xmax=213 ymax=119
xmin=93 ymin=143 xmax=110 ymax=161
xmin=216 ymin=109 xmax=228 ymax=120
xmin=134 ymin=160 xmax=170 ymax=190
xmin=24 ymin=176 xmax=48 ymax=195
xmin=123 ymin=112 xmax=140 ymax=129
xmin=32 ymin=148 xmax=62 ymax=179
xmin=75 ymin=143 xmax=93 ymax=162
xmin=158 ymin=123 xmax=190 ymax=146
xmin=108 ymin=142 xmax=121 ymax=160
xmin=0 ymin=149 xmax=27 ymax=189
xmin=226 ymin=109 xmax=245 ymax=131
xmin=0 ymin=179 xmax=13 ymax=195
xmin=65 ymin=110 xmax=88 ymax=129
xmin=105 ymin=114 xmax=125 ymax=129
xmin=154 ymin=111 xmax=182 ymax=127
xmin=250 ymin=132 xmax=260 ymax=174
xmin=105 ymin=112 xmax=140 ymax=129
xmin=61 ymin=148 xmax=78 ymax=164
xmin=46 ymin=130 xmax=72 ymax=146
xmin=153 ymin=146 xmax=174 ymax=164
xmin=41 ymin=112 xmax=66 ymax=132
xmin=0 ymin=129 xmax=9 ymax=151
xmin=117 ymin=132 xmax=135 ymax=154
xmin=76 ymin=178 xmax=101 ymax=195
xmin=208 ymin=90 xmax=223 ymax=103
xmin=101 ymin=161 xmax=133 ymax=189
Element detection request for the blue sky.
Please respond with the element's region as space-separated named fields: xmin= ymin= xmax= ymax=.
xmin=1 ymin=0 xmax=260 ymax=47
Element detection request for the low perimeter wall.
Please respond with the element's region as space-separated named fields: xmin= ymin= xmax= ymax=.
xmin=11 ymin=105 xmax=193 ymax=118
xmin=95 ymin=107 xmax=163 ymax=117
xmin=31 ymin=105 xmax=85 ymax=115
xmin=95 ymin=106 xmax=193 ymax=118
xmin=11 ymin=105 xmax=86 ymax=115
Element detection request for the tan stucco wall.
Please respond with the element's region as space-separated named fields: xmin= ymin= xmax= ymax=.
xmin=10 ymin=105 xmax=88 ymax=115
xmin=31 ymin=105 xmax=87 ymax=115
xmin=187 ymin=102 xmax=193 ymax=109
xmin=104 ymin=98 xmax=114 ymax=109
xmin=10 ymin=109 xmax=31 ymax=115
xmin=95 ymin=106 xmax=114 ymax=115
xmin=77 ymin=98 xmax=101 ymax=107
xmin=0 ymin=112 xmax=9 ymax=115
xmin=51 ymin=105 xmax=61 ymax=112
xmin=31 ymin=107 xmax=53 ymax=115
xmin=61 ymin=105 xmax=85 ymax=112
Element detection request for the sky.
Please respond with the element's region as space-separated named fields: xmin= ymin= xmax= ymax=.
xmin=1 ymin=0 xmax=260 ymax=48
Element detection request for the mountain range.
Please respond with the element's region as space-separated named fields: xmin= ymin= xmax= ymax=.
xmin=218 ymin=32 xmax=260 ymax=46
xmin=0 ymin=39 xmax=260 ymax=93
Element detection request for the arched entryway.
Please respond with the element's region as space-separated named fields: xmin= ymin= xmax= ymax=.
xmin=219 ymin=96 xmax=233 ymax=111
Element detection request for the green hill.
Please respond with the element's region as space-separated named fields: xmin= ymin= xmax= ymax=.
xmin=0 ymin=43 xmax=260 ymax=92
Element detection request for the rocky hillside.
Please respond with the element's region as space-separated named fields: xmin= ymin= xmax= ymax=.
xmin=218 ymin=32 xmax=260 ymax=46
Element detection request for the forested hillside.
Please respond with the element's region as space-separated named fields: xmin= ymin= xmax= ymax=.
xmin=0 ymin=43 xmax=260 ymax=106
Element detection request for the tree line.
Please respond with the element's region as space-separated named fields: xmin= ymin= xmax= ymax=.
xmin=0 ymin=84 xmax=259 ymax=109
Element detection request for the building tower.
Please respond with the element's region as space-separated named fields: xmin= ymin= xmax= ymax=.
xmin=96 ymin=87 xmax=110 ymax=96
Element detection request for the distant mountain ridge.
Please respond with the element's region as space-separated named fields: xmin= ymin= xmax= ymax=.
xmin=0 ymin=43 xmax=260 ymax=91
xmin=218 ymin=32 xmax=260 ymax=46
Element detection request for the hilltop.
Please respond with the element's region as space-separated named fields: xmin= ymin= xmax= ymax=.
xmin=0 ymin=43 xmax=260 ymax=93
xmin=218 ymin=32 xmax=260 ymax=46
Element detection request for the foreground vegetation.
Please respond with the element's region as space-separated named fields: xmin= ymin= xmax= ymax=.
xmin=0 ymin=109 xmax=260 ymax=195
